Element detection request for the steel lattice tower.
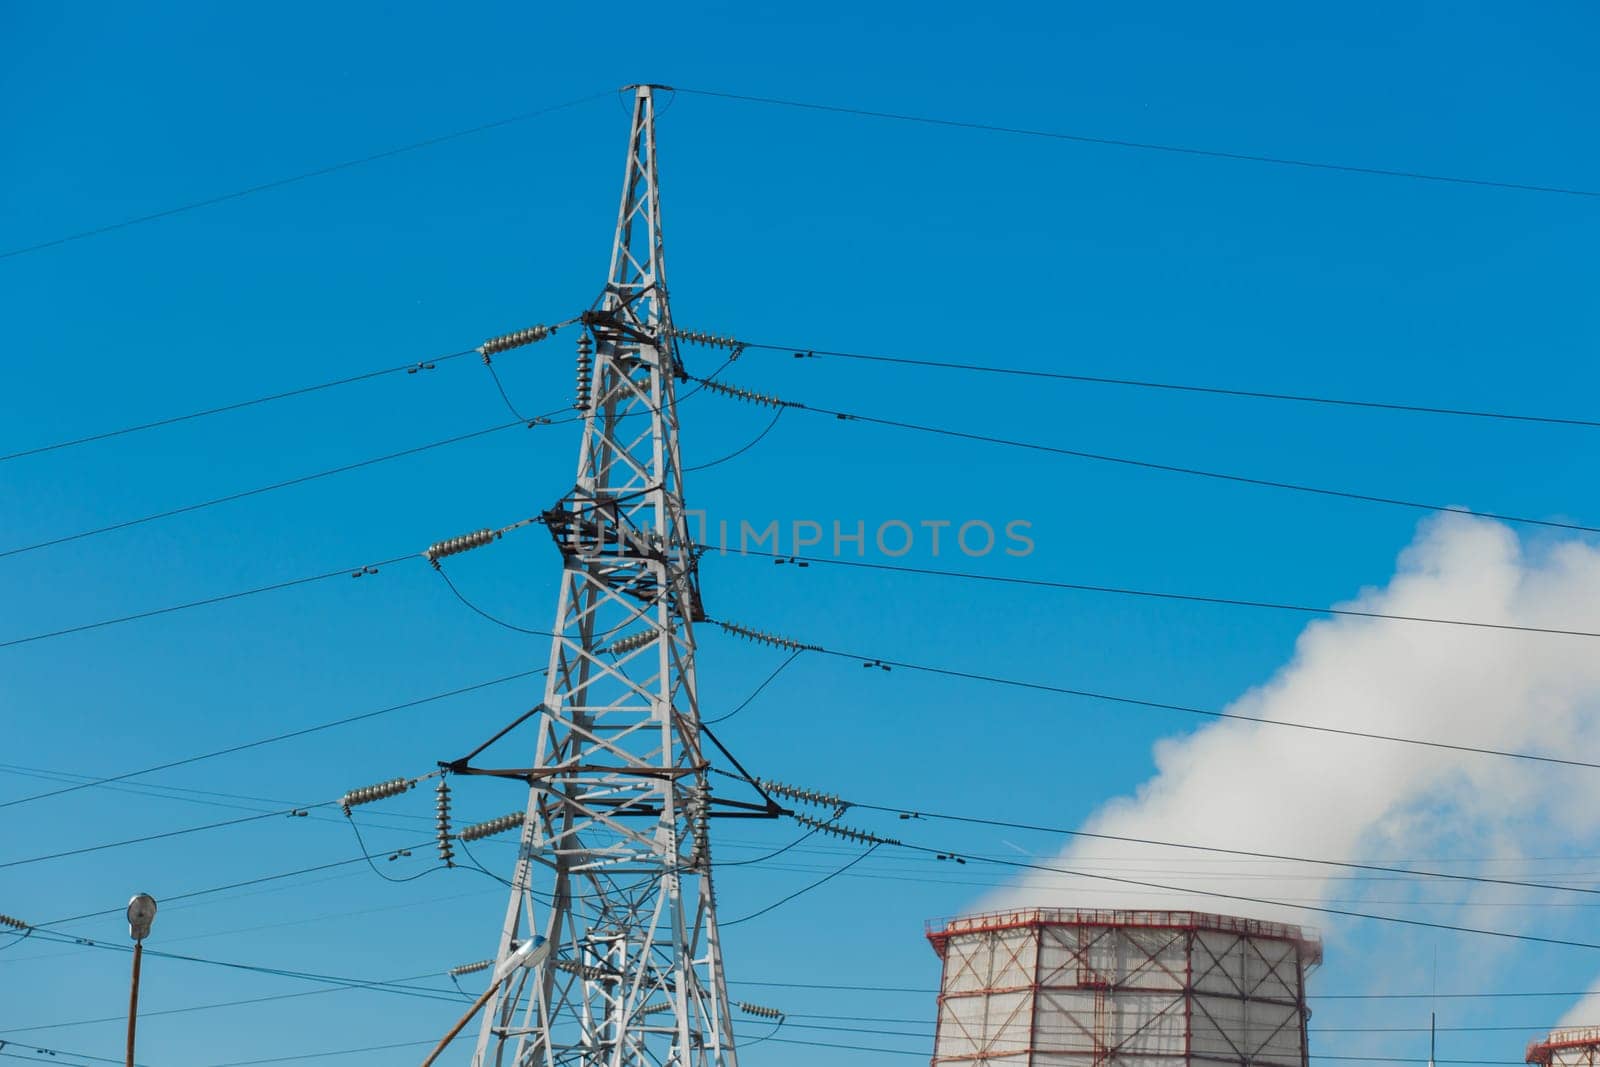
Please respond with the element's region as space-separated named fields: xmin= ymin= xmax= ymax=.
xmin=470 ymin=85 xmax=738 ymax=1067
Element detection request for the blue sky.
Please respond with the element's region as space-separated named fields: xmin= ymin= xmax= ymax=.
xmin=3 ymin=2 xmax=1600 ymax=1064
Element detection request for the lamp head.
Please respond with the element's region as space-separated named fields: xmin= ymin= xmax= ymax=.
xmin=126 ymin=893 xmax=157 ymax=941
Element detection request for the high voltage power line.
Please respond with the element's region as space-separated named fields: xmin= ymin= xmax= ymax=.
xmin=13 ymin=786 xmax=1600 ymax=942
xmin=687 ymin=372 xmax=1600 ymax=536
xmin=802 ymin=816 xmax=1600 ymax=953
xmin=0 ymin=861 xmax=1580 ymax=1065
xmin=8 ymin=554 xmax=1599 ymax=900
xmin=0 ymin=1016 xmax=1535 ymax=1067
xmin=2 ymin=877 xmax=1585 ymax=1060
xmin=0 ymin=551 xmax=418 ymax=650
xmin=12 ymin=951 xmax=1600 ymax=1042
xmin=0 ymin=964 xmax=466 ymax=1036
xmin=0 ymin=317 xmax=580 ymax=467
xmin=731 ymin=975 xmax=1600 ymax=1001
xmin=7 ymin=78 xmax=1584 ymax=272
xmin=0 ymin=347 xmax=475 ymax=464
xmin=0 ymin=348 xmax=743 ymax=563
xmin=693 ymin=774 xmax=1600 ymax=952
xmin=0 ymin=91 xmax=613 ymax=261
xmin=0 ymin=509 xmax=552 ymax=651
xmin=677 ymin=87 xmax=1600 ymax=200
xmin=1 ymin=335 xmax=1587 ymax=585
xmin=0 ymin=1042 xmax=1529 ymax=1067
xmin=28 ymin=666 xmax=1549 ymax=1002
xmin=784 ymin=634 xmax=1600 ymax=771
xmin=11 ymin=84 xmax=1598 ymax=1066
xmin=16 ymin=924 xmax=467 ymax=1003
xmin=735 ymin=857 xmax=1600 ymax=907
xmin=436 ymin=560 xmax=1600 ymax=767
xmin=0 ymin=803 xmax=332 ymax=872
xmin=16 ymin=851 xmax=429 ymax=933
xmin=0 ymin=667 xmax=543 ymax=809
xmin=718 ymin=547 xmax=1600 ymax=641
xmin=769 ymin=791 xmax=1600 ymax=901
xmin=67 ymin=536 xmax=1565 ymax=779
xmin=37 ymin=685 xmax=1542 ymax=1027
xmin=0 ymin=421 xmax=544 ymax=560
xmin=0 ymin=762 xmax=435 ymax=837
xmin=0 ymin=1029 xmax=1534 ymax=1067
xmin=9 ymin=390 xmax=1598 ymax=654
xmin=740 ymin=338 xmax=1600 ymax=430
xmin=11 ymin=327 xmax=1596 ymax=480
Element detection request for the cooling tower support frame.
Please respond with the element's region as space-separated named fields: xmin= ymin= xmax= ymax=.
xmin=1528 ymin=1027 xmax=1600 ymax=1065
xmin=927 ymin=909 xmax=1322 ymax=1066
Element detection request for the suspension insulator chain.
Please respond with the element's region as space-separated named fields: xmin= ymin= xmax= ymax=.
xmin=459 ymin=811 xmax=525 ymax=843
xmin=685 ymin=785 xmax=712 ymax=872
xmin=697 ymin=378 xmax=795 ymax=409
xmin=435 ymin=780 xmax=456 ymax=868
xmin=0 ymin=913 xmax=28 ymax=932
xmin=339 ymin=777 xmax=413 ymax=814
xmin=737 ymin=1001 xmax=784 ymax=1020
xmin=760 ymin=778 xmax=844 ymax=810
xmin=481 ymin=324 xmax=552 ymax=357
xmin=449 ymin=959 xmax=493 ymax=978
xmin=791 ymin=810 xmax=901 ymax=847
xmin=603 ymin=629 xmax=658 ymax=656
xmin=555 ymin=958 xmax=617 ymax=983
xmin=716 ymin=620 xmax=819 ymax=652
xmin=669 ymin=327 xmax=745 ymax=353
xmin=425 ymin=528 xmax=499 ymax=565
xmin=575 ymin=332 xmax=594 ymax=411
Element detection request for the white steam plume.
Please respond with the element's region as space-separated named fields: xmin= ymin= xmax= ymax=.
xmin=979 ymin=515 xmax=1600 ymax=1018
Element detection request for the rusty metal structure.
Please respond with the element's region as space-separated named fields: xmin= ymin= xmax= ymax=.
xmin=1529 ymin=1028 xmax=1600 ymax=1066
xmin=927 ymin=908 xmax=1322 ymax=1066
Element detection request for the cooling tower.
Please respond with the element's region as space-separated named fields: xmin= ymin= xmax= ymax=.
xmin=1528 ymin=1028 xmax=1600 ymax=1065
xmin=927 ymin=908 xmax=1322 ymax=1066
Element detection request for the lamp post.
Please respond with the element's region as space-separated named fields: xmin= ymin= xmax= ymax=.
xmin=420 ymin=936 xmax=548 ymax=1067
xmin=126 ymin=893 xmax=156 ymax=1067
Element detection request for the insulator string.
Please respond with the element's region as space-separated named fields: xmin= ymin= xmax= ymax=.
xmin=759 ymin=779 xmax=845 ymax=811
xmin=339 ymin=777 xmax=413 ymax=814
xmin=458 ymin=811 xmax=525 ymax=843
xmin=480 ymin=324 xmax=553 ymax=356
xmin=434 ymin=780 xmax=456 ymax=868
xmin=713 ymin=620 xmax=820 ymax=653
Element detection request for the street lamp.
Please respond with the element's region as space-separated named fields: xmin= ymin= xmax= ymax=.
xmin=420 ymin=936 xmax=549 ymax=1066
xmin=126 ymin=893 xmax=156 ymax=1067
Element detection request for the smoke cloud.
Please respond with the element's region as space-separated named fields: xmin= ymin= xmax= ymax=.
xmin=980 ymin=515 xmax=1600 ymax=1018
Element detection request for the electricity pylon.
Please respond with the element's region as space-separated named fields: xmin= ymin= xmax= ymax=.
xmin=469 ymin=84 xmax=739 ymax=1067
